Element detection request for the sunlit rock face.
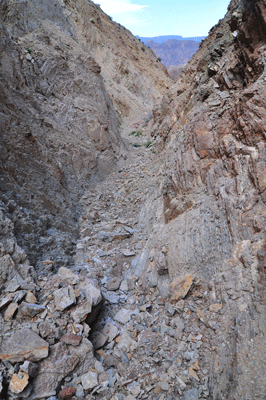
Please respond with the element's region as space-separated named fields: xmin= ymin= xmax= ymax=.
xmin=133 ymin=0 xmax=266 ymax=397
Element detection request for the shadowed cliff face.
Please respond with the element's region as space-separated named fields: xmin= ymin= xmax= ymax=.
xmin=0 ymin=6 xmax=124 ymax=268
xmin=131 ymin=0 xmax=266 ymax=398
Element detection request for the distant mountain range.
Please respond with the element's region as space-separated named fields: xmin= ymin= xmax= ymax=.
xmin=137 ymin=35 xmax=206 ymax=44
xmin=144 ymin=39 xmax=200 ymax=68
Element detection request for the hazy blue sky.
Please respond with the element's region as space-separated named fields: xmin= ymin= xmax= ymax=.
xmin=98 ymin=0 xmax=230 ymax=37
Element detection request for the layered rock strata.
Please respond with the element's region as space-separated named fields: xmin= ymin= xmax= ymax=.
xmin=130 ymin=0 xmax=266 ymax=398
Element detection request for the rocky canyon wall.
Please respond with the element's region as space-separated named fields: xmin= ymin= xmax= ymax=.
xmin=131 ymin=0 xmax=266 ymax=398
xmin=0 ymin=0 xmax=171 ymax=269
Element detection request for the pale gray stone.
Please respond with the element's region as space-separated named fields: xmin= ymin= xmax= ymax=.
xmin=78 ymin=278 xmax=102 ymax=306
xmin=102 ymin=321 xmax=119 ymax=342
xmin=114 ymin=308 xmax=133 ymax=324
xmin=81 ymin=371 xmax=98 ymax=390
xmin=53 ymin=287 xmax=75 ymax=311
xmin=58 ymin=267 xmax=79 ymax=285
xmin=184 ymin=388 xmax=199 ymax=400
xmin=71 ymin=296 xmax=92 ymax=323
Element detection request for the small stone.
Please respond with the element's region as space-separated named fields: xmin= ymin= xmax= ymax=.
xmin=0 ymin=296 xmax=12 ymax=309
xmin=104 ymin=291 xmax=119 ymax=304
xmin=122 ymin=250 xmax=136 ymax=257
xmin=25 ymin=291 xmax=37 ymax=303
xmin=185 ymin=350 xmax=199 ymax=362
xmin=125 ymin=395 xmax=136 ymax=400
xmin=17 ymin=302 xmax=45 ymax=319
xmin=90 ymin=331 xmax=108 ymax=349
xmin=102 ymin=321 xmax=119 ymax=342
xmin=4 ymin=302 xmax=18 ymax=321
xmin=209 ymin=303 xmax=223 ymax=312
xmin=120 ymin=280 xmax=129 ymax=292
xmin=5 ymin=281 xmax=21 ymax=293
xmin=13 ymin=290 xmax=27 ymax=303
xmin=94 ymin=360 xmax=105 ymax=373
xmin=168 ymin=365 xmax=176 ymax=379
xmin=60 ymin=333 xmax=82 ymax=346
xmin=99 ymin=372 xmax=109 ymax=384
xmin=184 ymin=388 xmax=199 ymax=400
xmin=108 ymin=369 xmax=117 ymax=387
xmin=58 ymin=267 xmax=79 ymax=285
xmin=176 ymin=376 xmax=186 ymax=389
xmin=114 ymin=308 xmax=133 ymax=324
xmin=70 ymin=296 xmax=92 ymax=323
xmin=170 ymin=275 xmax=194 ymax=303
xmin=9 ymin=372 xmax=29 ymax=394
xmin=159 ymin=381 xmax=169 ymax=391
xmin=106 ymin=277 xmax=121 ymax=291
xmin=76 ymin=384 xmax=84 ymax=397
xmin=77 ymin=278 xmax=102 ymax=306
xmin=189 ymin=367 xmax=200 ymax=381
xmin=98 ymin=231 xmax=112 ymax=241
xmin=103 ymin=354 xmax=120 ymax=368
xmin=59 ymin=387 xmax=76 ymax=399
xmin=81 ymin=371 xmax=98 ymax=390
xmin=26 ymin=53 xmax=32 ymax=61
xmin=20 ymin=361 xmax=38 ymax=377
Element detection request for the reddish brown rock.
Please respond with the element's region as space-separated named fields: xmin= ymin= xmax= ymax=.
xmin=59 ymin=387 xmax=76 ymax=399
xmin=60 ymin=333 xmax=82 ymax=346
xmin=169 ymin=275 xmax=194 ymax=303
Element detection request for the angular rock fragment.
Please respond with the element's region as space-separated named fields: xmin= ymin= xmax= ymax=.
xmin=20 ymin=360 xmax=38 ymax=377
xmin=106 ymin=277 xmax=121 ymax=291
xmin=77 ymin=278 xmax=102 ymax=306
xmin=209 ymin=303 xmax=223 ymax=312
xmin=60 ymin=333 xmax=82 ymax=346
xmin=0 ymin=328 xmax=49 ymax=363
xmin=102 ymin=321 xmax=119 ymax=342
xmin=0 ymin=255 xmax=17 ymax=285
xmin=114 ymin=308 xmax=134 ymax=324
xmin=81 ymin=371 xmax=98 ymax=390
xmin=9 ymin=372 xmax=29 ymax=394
xmin=54 ymin=286 xmax=76 ymax=311
xmin=4 ymin=302 xmax=18 ymax=321
xmin=58 ymin=267 xmax=79 ymax=285
xmin=17 ymin=302 xmax=45 ymax=320
xmin=31 ymin=343 xmax=79 ymax=399
xmin=71 ymin=295 xmax=92 ymax=323
xmin=59 ymin=386 xmax=76 ymax=399
xmin=25 ymin=291 xmax=37 ymax=303
xmin=0 ymin=296 xmax=12 ymax=309
xmin=90 ymin=331 xmax=108 ymax=349
xmin=170 ymin=275 xmax=194 ymax=302
xmin=117 ymin=330 xmax=138 ymax=352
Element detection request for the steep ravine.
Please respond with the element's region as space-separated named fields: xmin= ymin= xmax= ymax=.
xmin=1 ymin=0 xmax=266 ymax=399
